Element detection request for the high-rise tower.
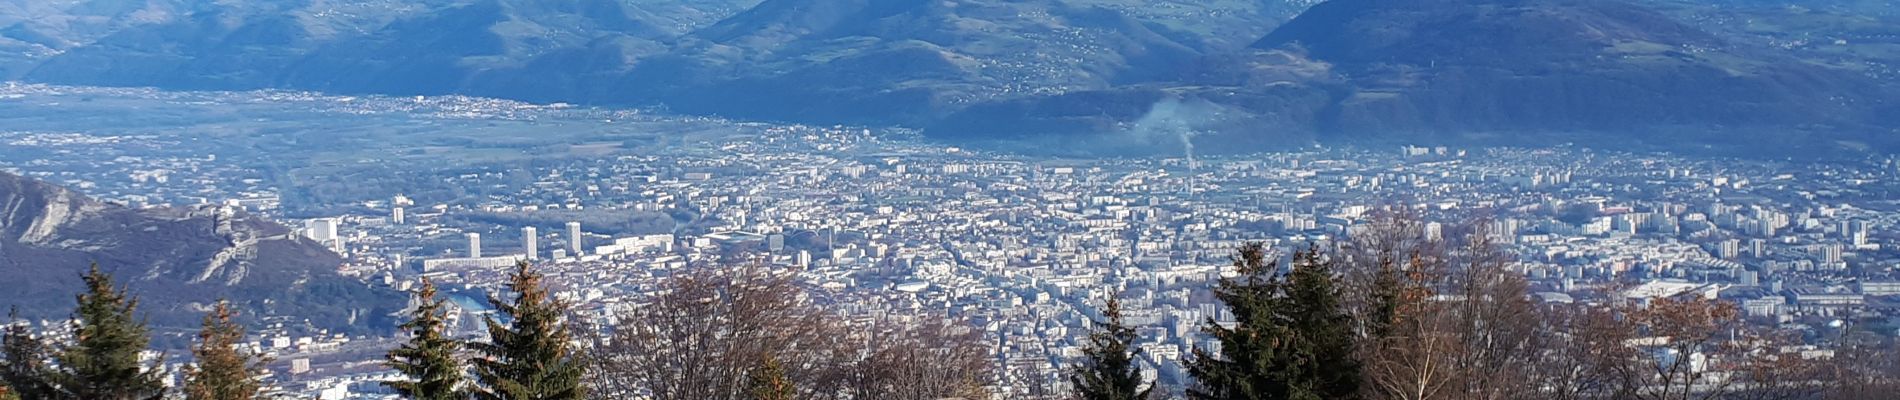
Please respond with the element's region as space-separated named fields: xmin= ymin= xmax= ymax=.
xmin=523 ymin=226 xmax=539 ymax=260
xmin=567 ymin=221 xmax=583 ymax=255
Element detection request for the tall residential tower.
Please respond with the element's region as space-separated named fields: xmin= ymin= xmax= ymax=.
xmin=523 ymin=226 xmax=539 ymax=260
xmin=567 ymin=221 xmax=583 ymax=255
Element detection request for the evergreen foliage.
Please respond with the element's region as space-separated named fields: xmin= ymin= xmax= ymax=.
xmin=1069 ymin=297 xmax=1152 ymax=400
xmin=1187 ymin=245 xmax=1361 ymax=400
xmin=182 ymin=301 xmax=261 ymax=400
xmin=49 ymin=264 xmax=166 ymax=400
xmin=745 ymin=354 xmax=794 ymax=400
xmin=1 ymin=308 xmax=54 ymax=400
xmin=470 ymin=262 xmax=585 ymax=400
xmin=384 ymin=279 xmax=468 ymax=400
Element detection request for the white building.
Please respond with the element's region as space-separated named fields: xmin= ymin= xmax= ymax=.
xmin=467 ymin=232 xmax=482 ymax=258
xmin=567 ymin=221 xmax=583 ymax=255
xmin=305 ymin=218 xmax=338 ymax=242
xmin=523 ymin=226 xmax=539 ymax=260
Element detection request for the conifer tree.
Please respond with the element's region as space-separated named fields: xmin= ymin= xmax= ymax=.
xmin=1281 ymin=247 xmax=1361 ymax=399
xmin=182 ymin=301 xmax=261 ymax=400
xmin=385 ymin=278 xmax=468 ymax=400
xmin=1187 ymin=244 xmax=1361 ymax=400
xmin=1188 ymin=243 xmax=1294 ymax=400
xmin=745 ymin=354 xmax=794 ymax=400
xmin=1069 ymin=297 xmax=1152 ymax=400
xmin=1364 ymin=257 xmax=1404 ymax=340
xmin=470 ymin=262 xmax=585 ymax=400
xmin=2 ymin=308 xmax=54 ymax=400
xmin=51 ymin=264 xmax=165 ymax=400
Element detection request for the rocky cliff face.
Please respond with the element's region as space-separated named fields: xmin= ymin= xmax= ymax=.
xmin=0 ymin=173 xmax=102 ymax=246
xmin=0 ymin=172 xmax=399 ymax=335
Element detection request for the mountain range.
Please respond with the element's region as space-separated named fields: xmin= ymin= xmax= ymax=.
xmin=0 ymin=171 xmax=399 ymax=337
xmin=0 ymin=0 xmax=1895 ymax=154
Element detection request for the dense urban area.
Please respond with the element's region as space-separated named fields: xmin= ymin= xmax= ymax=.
xmin=4 ymin=85 xmax=1900 ymax=399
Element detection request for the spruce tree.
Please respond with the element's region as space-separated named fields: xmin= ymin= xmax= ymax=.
xmin=469 ymin=262 xmax=585 ymax=400
xmin=51 ymin=264 xmax=165 ymax=400
xmin=745 ymin=354 xmax=794 ymax=400
xmin=1187 ymin=245 xmax=1361 ymax=400
xmin=1281 ymin=247 xmax=1360 ymax=399
xmin=385 ymin=279 xmax=468 ymax=400
xmin=1187 ymin=243 xmax=1295 ymax=400
xmin=2 ymin=308 xmax=54 ymax=400
xmin=1069 ymin=297 xmax=1152 ymax=400
xmin=182 ymin=301 xmax=261 ymax=400
xmin=1364 ymin=258 xmax=1403 ymax=340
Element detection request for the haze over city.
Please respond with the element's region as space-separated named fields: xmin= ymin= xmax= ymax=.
xmin=0 ymin=0 xmax=1897 ymax=399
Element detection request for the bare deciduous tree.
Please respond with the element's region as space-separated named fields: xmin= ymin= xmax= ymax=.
xmin=1628 ymin=296 xmax=1742 ymax=400
xmin=587 ymin=264 xmax=996 ymax=400
xmin=1723 ymin=329 xmax=1829 ymax=400
xmin=589 ymin=265 xmax=839 ymax=400
xmin=823 ymin=315 xmax=994 ymax=400
xmin=1343 ymin=215 xmax=1541 ymax=400
xmin=1442 ymin=229 xmax=1540 ymax=400
xmin=1823 ymin=339 xmax=1900 ymax=400
xmin=1297 ymin=213 xmax=1884 ymax=400
xmin=1523 ymin=302 xmax=1641 ymax=400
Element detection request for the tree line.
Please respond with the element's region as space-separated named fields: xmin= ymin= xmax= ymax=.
xmin=377 ymin=260 xmax=994 ymax=400
xmin=1068 ymin=216 xmax=1900 ymax=400
xmin=0 ymin=265 xmax=259 ymax=400
xmin=8 ymin=216 xmax=1900 ymax=400
xmin=0 ymin=260 xmax=992 ymax=400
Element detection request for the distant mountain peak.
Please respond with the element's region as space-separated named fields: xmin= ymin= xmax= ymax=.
xmin=1253 ymin=0 xmax=1724 ymax=69
xmin=0 ymin=0 xmax=1892 ymax=154
xmin=927 ymin=0 xmax=1898 ymax=155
